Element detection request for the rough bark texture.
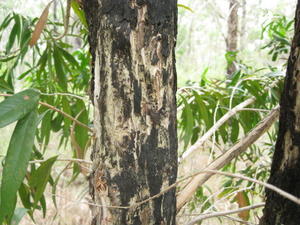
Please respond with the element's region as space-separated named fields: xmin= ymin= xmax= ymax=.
xmin=226 ymin=0 xmax=239 ymax=77
xmin=83 ymin=1 xmax=178 ymax=225
xmin=260 ymin=2 xmax=300 ymax=225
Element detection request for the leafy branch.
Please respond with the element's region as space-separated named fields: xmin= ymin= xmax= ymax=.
xmin=0 ymin=93 xmax=93 ymax=132
xmin=177 ymin=105 xmax=280 ymax=210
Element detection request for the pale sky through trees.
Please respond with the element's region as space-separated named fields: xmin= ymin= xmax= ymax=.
xmin=0 ymin=0 xmax=295 ymax=84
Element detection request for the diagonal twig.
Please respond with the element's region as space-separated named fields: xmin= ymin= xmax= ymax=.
xmin=185 ymin=203 xmax=265 ymax=225
xmin=177 ymin=105 xmax=279 ymax=211
xmin=179 ymin=97 xmax=255 ymax=162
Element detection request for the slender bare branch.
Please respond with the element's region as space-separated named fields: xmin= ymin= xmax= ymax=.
xmin=201 ymin=169 xmax=300 ymax=205
xmin=29 ymin=158 xmax=92 ymax=165
xmin=224 ymin=215 xmax=258 ymax=225
xmin=177 ymin=105 xmax=279 ymax=210
xmin=185 ymin=203 xmax=265 ymax=225
xmin=41 ymin=92 xmax=88 ymax=101
xmin=204 ymin=186 xmax=254 ymax=213
xmin=39 ymin=101 xmax=93 ymax=132
xmin=179 ymin=97 xmax=255 ymax=162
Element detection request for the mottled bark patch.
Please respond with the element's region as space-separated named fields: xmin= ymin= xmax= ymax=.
xmin=84 ymin=1 xmax=178 ymax=224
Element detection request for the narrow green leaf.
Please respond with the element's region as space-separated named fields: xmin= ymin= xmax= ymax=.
xmin=230 ymin=118 xmax=239 ymax=143
xmin=0 ymin=14 xmax=13 ymax=32
xmin=0 ymin=111 xmax=39 ymax=223
xmin=200 ymin=67 xmax=209 ymax=87
xmin=13 ymin=14 xmax=22 ymax=43
xmin=194 ymin=92 xmax=211 ymax=129
xmin=29 ymin=156 xmax=58 ymax=208
xmin=62 ymin=97 xmax=72 ymax=135
xmin=20 ymin=16 xmax=30 ymax=47
xmin=6 ymin=22 xmax=18 ymax=54
xmin=217 ymin=110 xmax=228 ymax=142
xmin=18 ymin=183 xmax=32 ymax=210
xmin=40 ymin=195 xmax=47 ymax=218
xmin=6 ymin=14 xmax=21 ymax=54
xmin=74 ymin=100 xmax=89 ymax=155
xmin=51 ymin=113 xmax=63 ymax=132
xmin=71 ymin=0 xmax=88 ymax=28
xmin=181 ymin=95 xmax=194 ymax=148
xmin=18 ymin=68 xmax=34 ymax=80
xmin=57 ymin=45 xmax=80 ymax=69
xmin=53 ymin=46 xmax=67 ymax=90
xmin=4 ymin=68 xmax=15 ymax=92
xmin=40 ymin=111 xmax=51 ymax=146
xmin=0 ymin=54 xmax=18 ymax=62
xmin=0 ymin=89 xmax=40 ymax=128
xmin=0 ymin=77 xmax=14 ymax=92
xmin=20 ymin=26 xmax=31 ymax=51
xmin=36 ymin=47 xmax=49 ymax=81
xmin=177 ymin=4 xmax=194 ymax=13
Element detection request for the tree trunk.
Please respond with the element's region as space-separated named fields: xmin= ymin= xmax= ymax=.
xmin=83 ymin=1 xmax=178 ymax=225
xmin=239 ymin=0 xmax=246 ymax=51
xmin=226 ymin=0 xmax=239 ymax=77
xmin=260 ymin=1 xmax=300 ymax=225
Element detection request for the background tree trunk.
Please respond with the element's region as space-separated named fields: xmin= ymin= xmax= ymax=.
xmin=260 ymin=1 xmax=300 ymax=225
xmin=83 ymin=1 xmax=178 ymax=224
xmin=226 ymin=0 xmax=239 ymax=77
xmin=239 ymin=0 xmax=246 ymax=51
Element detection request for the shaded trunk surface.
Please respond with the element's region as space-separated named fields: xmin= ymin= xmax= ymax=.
xmin=226 ymin=0 xmax=239 ymax=77
xmin=84 ymin=1 xmax=178 ymax=225
xmin=260 ymin=1 xmax=300 ymax=225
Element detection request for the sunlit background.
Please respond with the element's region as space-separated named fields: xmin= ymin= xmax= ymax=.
xmin=0 ymin=0 xmax=296 ymax=84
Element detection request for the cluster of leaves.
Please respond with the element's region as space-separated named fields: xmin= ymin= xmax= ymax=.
xmin=177 ymin=15 xmax=293 ymax=221
xmin=178 ymin=66 xmax=283 ymax=149
xmin=261 ymin=14 xmax=293 ymax=61
xmin=0 ymin=2 xmax=92 ymax=223
xmin=178 ymin=65 xmax=284 ymax=219
xmin=0 ymin=89 xmax=55 ymax=224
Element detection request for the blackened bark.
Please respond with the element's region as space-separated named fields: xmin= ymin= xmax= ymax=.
xmin=260 ymin=2 xmax=300 ymax=225
xmin=83 ymin=1 xmax=178 ymax=224
xmin=226 ymin=0 xmax=239 ymax=77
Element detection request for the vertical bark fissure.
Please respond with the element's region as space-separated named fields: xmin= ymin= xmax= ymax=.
xmin=260 ymin=2 xmax=300 ymax=225
xmin=84 ymin=1 xmax=178 ymax=224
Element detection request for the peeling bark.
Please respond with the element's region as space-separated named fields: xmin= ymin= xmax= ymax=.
xmin=83 ymin=1 xmax=178 ymax=224
xmin=260 ymin=2 xmax=300 ymax=225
